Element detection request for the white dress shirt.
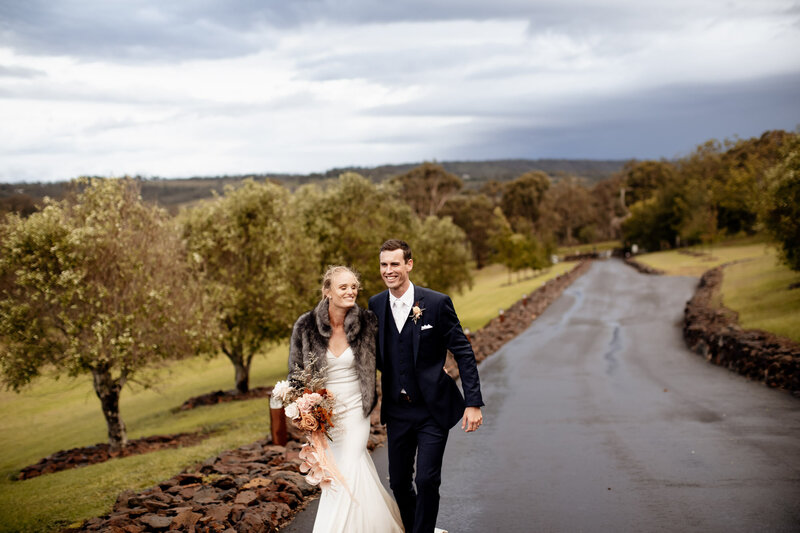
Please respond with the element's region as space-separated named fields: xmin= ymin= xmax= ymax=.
xmin=390 ymin=282 xmax=415 ymax=333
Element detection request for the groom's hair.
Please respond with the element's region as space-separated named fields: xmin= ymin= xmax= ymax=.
xmin=380 ymin=239 xmax=412 ymax=262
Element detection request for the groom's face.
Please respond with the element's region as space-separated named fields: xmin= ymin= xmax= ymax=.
xmin=380 ymin=249 xmax=413 ymax=294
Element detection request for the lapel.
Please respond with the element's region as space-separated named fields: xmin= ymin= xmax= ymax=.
xmin=375 ymin=290 xmax=389 ymax=367
xmin=412 ymin=285 xmax=424 ymax=363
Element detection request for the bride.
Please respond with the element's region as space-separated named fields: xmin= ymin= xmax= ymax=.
xmin=288 ymin=265 xmax=404 ymax=533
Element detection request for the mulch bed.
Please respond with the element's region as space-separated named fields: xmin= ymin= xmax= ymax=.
xmin=18 ymin=431 xmax=212 ymax=480
xmin=17 ymin=387 xmax=273 ymax=481
xmin=176 ymin=386 xmax=273 ymax=411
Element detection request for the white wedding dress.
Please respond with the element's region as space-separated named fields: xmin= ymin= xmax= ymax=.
xmin=312 ymin=346 xmax=404 ymax=533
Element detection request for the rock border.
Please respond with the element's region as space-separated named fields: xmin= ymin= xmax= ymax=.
xmin=623 ymin=255 xmax=665 ymax=275
xmin=683 ymin=265 xmax=800 ymax=396
xmin=65 ymin=428 xmax=317 ymax=533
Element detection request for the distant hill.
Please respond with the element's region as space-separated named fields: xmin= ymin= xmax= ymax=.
xmin=1 ymin=158 xmax=628 ymax=212
xmin=304 ymin=158 xmax=626 ymax=186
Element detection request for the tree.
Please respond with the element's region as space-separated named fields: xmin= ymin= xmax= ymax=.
xmin=293 ymin=172 xmax=417 ymax=302
xmin=762 ymin=134 xmax=800 ymax=270
xmin=589 ymin=175 xmax=626 ymax=241
xmin=181 ymin=179 xmax=319 ymax=393
xmin=412 ymin=215 xmax=473 ymax=294
xmin=391 ymin=162 xmax=463 ymax=217
xmin=619 ymin=160 xmax=677 ymax=207
xmin=0 ymin=178 xmax=210 ymax=450
xmin=293 ymin=172 xmax=472 ymax=298
xmin=440 ymin=192 xmax=496 ymax=268
xmin=538 ymin=177 xmax=596 ymax=245
xmin=500 ymin=171 xmax=550 ymax=231
xmin=621 ymin=188 xmax=683 ymax=252
xmin=716 ymin=130 xmax=792 ymax=235
xmin=488 ymin=207 xmax=517 ymax=283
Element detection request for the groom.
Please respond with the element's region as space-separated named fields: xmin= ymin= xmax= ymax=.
xmin=369 ymin=239 xmax=484 ymax=533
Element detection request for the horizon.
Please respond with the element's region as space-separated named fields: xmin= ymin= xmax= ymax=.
xmin=1 ymin=155 xmax=636 ymax=185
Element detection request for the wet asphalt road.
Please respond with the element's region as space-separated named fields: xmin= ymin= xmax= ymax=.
xmin=282 ymin=259 xmax=800 ymax=532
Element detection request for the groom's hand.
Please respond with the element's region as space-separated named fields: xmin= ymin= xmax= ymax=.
xmin=462 ymin=406 xmax=483 ymax=433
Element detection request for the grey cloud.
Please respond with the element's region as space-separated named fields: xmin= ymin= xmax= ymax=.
xmin=9 ymin=1 xmax=790 ymax=63
xmin=420 ymin=72 xmax=800 ymax=161
xmin=294 ymin=43 xmax=498 ymax=83
xmin=0 ymin=1 xmax=278 ymax=61
xmin=0 ymin=65 xmax=44 ymax=78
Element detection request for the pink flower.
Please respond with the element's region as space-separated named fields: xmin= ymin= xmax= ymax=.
xmin=299 ymin=443 xmax=331 ymax=487
xmin=296 ymin=392 xmax=323 ymax=413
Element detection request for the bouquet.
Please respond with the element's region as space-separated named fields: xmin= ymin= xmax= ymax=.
xmin=271 ymin=355 xmax=347 ymax=490
xmin=271 ymin=380 xmax=336 ymax=441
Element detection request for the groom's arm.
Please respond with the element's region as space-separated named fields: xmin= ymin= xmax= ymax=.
xmin=439 ymin=295 xmax=484 ymax=409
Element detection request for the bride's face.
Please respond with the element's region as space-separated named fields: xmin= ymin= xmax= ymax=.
xmin=327 ymin=271 xmax=359 ymax=311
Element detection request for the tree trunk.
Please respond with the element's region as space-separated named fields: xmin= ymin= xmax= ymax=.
xmin=222 ymin=342 xmax=251 ymax=394
xmin=91 ymin=367 xmax=128 ymax=451
xmin=234 ymin=360 xmax=250 ymax=394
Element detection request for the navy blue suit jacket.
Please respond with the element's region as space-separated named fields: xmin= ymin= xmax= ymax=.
xmin=369 ymin=285 xmax=484 ymax=429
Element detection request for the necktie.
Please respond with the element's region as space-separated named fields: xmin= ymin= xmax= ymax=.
xmin=393 ymin=299 xmax=407 ymax=333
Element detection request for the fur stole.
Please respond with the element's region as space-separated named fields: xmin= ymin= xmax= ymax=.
xmin=288 ymin=299 xmax=378 ymax=417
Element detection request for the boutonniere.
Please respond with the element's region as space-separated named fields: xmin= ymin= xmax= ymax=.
xmin=411 ymin=302 xmax=424 ymax=324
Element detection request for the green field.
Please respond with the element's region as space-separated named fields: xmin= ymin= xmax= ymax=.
xmin=0 ymin=346 xmax=289 ymax=533
xmin=557 ymin=240 xmax=620 ymax=256
xmin=635 ymin=239 xmax=800 ymax=344
xmin=0 ymin=260 xmax=582 ymax=532
xmin=722 ymin=252 xmax=800 ymax=343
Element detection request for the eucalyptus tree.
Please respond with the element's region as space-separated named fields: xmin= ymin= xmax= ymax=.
xmin=292 ymin=172 xmax=417 ymax=301
xmin=413 ymin=215 xmax=473 ymax=294
xmin=391 ymin=162 xmax=464 ymax=217
xmin=440 ymin=192 xmax=496 ymax=268
xmin=762 ymin=134 xmax=800 ymax=271
xmin=500 ymin=170 xmax=550 ymax=231
xmin=293 ymin=172 xmax=473 ymax=300
xmin=0 ymin=178 xmax=211 ymax=450
xmin=181 ymin=179 xmax=319 ymax=393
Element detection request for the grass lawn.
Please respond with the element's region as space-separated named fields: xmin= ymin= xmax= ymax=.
xmin=557 ymin=240 xmax=620 ymax=256
xmin=722 ymin=251 xmax=800 ymax=343
xmin=633 ymin=241 xmax=774 ymax=277
xmin=0 ymin=344 xmax=289 ymax=533
xmin=634 ymin=238 xmax=800 ymax=344
xmin=451 ymin=261 xmax=578 ymax=331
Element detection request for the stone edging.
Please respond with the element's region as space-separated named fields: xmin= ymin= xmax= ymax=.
xmin=683 ymin=265 xmax=800 ymax=396
xmin=67 ymin=430 xmax=316 ymax=533
xmin=623 ymin=256 xmax=665 ymax=275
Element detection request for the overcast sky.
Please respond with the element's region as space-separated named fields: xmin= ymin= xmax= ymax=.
xmin=1 ymin=1 xmax=798 ymax=183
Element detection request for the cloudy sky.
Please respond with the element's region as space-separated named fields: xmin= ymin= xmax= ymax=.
xmin=1 ymin=1 xmax=798 ymax=182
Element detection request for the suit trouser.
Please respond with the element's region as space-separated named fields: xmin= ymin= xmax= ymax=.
xmin=385 ymin=400 xmax=449 ymax=533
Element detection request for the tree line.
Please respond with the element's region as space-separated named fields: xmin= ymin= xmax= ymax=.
xmin=0 ymin=174 xmax=473 ymax=449
xmin=619 ymin=130 xmax=799 ymax=269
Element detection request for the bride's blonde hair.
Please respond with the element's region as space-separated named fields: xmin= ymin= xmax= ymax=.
xmin=321 ymin=265 xmax=361 ymax=300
